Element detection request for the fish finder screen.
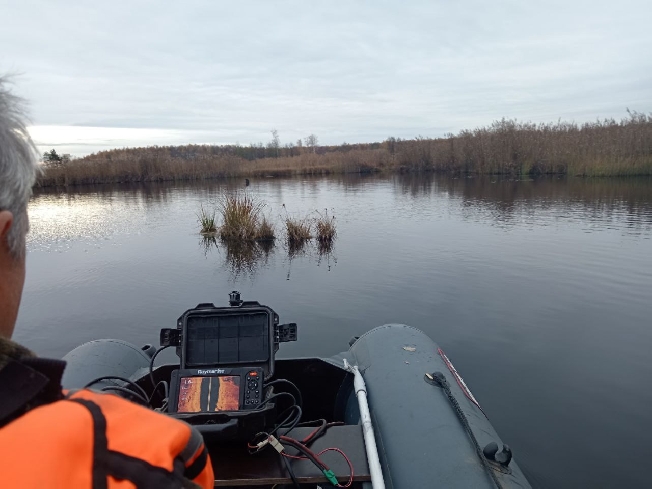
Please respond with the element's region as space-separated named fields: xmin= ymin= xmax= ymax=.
xmin=185 ymin=312 xmax=270 ymax=366
xmin=177 ymin=376 xmax=241 ymax=412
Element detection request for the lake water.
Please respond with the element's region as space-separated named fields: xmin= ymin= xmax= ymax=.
xmin=19 ymin=174 xmax=652 ymax=488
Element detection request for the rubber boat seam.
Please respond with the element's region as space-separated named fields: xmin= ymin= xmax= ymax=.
xmin=348 ymin=324 xmax=426 ymax=348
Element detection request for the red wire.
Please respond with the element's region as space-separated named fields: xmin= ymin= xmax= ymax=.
xmin=281 ymin=446 xmax=354 ymax=488
xmin=318 ymin=448 xmax=354 ymax=488
xmin=250 ymin=433 xmax=354 ymax=487
xmin=302 ymin=425 xmax=323 ymax=444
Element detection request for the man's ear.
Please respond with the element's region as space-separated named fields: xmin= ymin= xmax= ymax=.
xmin=0 ymin=210 xmax=14 ymax=244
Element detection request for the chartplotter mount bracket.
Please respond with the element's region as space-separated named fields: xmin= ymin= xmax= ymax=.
xmin=160 ymin=291 xmax=297 ymax=379
xmin=159 ymin=292 xmax=298 ymax=441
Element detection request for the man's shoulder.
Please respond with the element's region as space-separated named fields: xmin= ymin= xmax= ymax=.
xmin=0 ymin=336 xmax=34 ymax=370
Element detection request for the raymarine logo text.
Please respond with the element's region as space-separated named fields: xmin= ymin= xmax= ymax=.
xmin=197 ymin=369 xmax=226 ymax=374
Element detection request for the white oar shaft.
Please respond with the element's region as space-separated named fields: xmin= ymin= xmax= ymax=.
xmin=345 ymin=360 xmax=386 ymax=489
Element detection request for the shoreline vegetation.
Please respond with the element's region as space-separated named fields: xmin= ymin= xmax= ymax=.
xmin=38 ymin=112 xmax=652 ymax=187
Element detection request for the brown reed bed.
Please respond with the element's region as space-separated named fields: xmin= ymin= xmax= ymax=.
xmin=37 ymin=111 xmax=652 ymax=187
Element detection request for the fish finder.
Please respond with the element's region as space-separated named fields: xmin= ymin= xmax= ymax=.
xmin=169 ymin=367 xmax=264 ymax=412
xmin=160 ymin=292 xmax=297 ymax=439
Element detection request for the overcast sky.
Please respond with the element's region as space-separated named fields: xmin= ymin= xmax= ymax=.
xmin=2 ymin=0 xmax=651 ymax=156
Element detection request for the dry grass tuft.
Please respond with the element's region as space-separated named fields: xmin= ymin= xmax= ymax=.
xmin=315 ymin=209 xmax=336 ymax=244
xmin=256 ymin=216 xmax=276 ymax=241
xmin=198 ymin=205 xmax=217 ymax=235
xmin=284 ymin=213 xmax=312 ymax=244
xmin=218 ymin=193 xmax=265 ymax=242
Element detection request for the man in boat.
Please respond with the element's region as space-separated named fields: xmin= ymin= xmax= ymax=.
xmin=0 ymin=77 xmax=214 ymax=488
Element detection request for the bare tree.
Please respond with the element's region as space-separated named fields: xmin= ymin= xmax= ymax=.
xmin=269 ymin=129 xmax=280 ymax=157
xmin=304 ymin=134 xmax=318 ymax=153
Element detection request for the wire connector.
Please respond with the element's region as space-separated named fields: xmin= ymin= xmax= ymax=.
xmin=268 ymin=435 xmax=285 ymax=453
xmin=322 ymin=469 xmax=339 ymax=486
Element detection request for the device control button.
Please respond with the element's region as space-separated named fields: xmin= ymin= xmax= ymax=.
xmin=248 ymin=371 xmax=258 ymax=377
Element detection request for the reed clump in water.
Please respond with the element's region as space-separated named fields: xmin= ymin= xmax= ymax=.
xmin=217 ymin=193 xmax=275 ymax=242
xmin=198 ymin=205 xmax=217 ymax=236
xmin=283 ymin=205 xmax=312 ymax=246
xmin=256 ymin=216 xmax=276 ymax=241
xmin=285 ymin=217 xmax=312 ymax=243
xmin=314 ymin=209 xmax=336 ymax=244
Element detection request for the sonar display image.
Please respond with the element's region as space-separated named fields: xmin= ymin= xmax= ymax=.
xmin=177 ymin=375 xmax=240 ymax=412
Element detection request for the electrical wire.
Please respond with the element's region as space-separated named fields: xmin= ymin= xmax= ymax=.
xmin=84 ymin=375 xmax=149 ymax=404
xmin=149 ymin=345 xmax=172 ymax=389
xmin=247 ymin=390 xmax=352 ymax=488
xmin=281 ymin=453 xmax=300 ymax=488
xmin=264 ymin=379 xmax=303 ymax=410
xmin=148 ymin=380 xmax=169 ymax=406
xmin=300 ymin=421 xmax=344 ymax=446
xmin=282 ymin=448 xmax=354 ymax=488
xmin=255 ymin=391 xmax=296 ymax=410
xmin=317 ymin=448 xmax=354 ymax=488
xmin=280 ymin=437 xmax=354 ymax=488
xmin=272 ymin=404 xmax=303 ymax=437
xmin=279 ymin=436 xmax=328 ymax=471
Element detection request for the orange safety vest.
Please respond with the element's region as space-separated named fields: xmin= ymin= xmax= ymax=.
xmin=0 ymin=364 xmax=214 ymax=488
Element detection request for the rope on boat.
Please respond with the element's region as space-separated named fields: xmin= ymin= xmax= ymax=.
xmin=427 ymin=371 xmax=504 ymax=489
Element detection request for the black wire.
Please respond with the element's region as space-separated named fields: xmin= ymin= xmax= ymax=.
xmin=258 ymin=392 xmax=302 ymax=439
xmin=85 ymin=375 xmax=149 ymax=404
xmin=273 ymin=405 xmax=302 ymax=437
xmin=281 ymin=452 xmax=301 ymax=489
xmin=303 ymin=421 xmax=344 ymax=446
xmin=264 ymin=379 xmax=303 ymax=410
xmin=100 ymin=386 xmax=149 ymax=406
xmin=149 ymin=345 xmax=172 ymax=389
xmin=148 ymin=380 xmax=169 ymax=405
xmin=255 ymin=391 xmax=296 ymax=410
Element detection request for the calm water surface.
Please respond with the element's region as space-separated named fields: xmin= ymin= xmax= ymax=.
xmin=19 ymin=175 xmax=652 ymax=488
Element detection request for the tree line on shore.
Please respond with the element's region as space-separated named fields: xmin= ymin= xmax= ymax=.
xmin=37 ymin=111 xmax=652 ymax=187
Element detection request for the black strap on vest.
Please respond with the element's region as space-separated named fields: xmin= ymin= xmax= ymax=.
xmin=69 ymin=399 xmax=109 ymax=489
xmin=0 ymin=357 xmax=66 ymax=427
xmin=68 ymin=398 xmax=203 ymax=489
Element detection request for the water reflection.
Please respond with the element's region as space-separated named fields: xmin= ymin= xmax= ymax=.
xmin=200 ymin=236 xmax=274 ymax=280
xmin=316 ymin=240 xmax=337 ymax=272
xmin=198 ymin=234 xmax=337 ymax=281
xmin=391 ymin=174 xmax=652 ymax=234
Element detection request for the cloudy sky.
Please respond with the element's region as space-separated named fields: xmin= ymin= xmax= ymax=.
xmin=2 ymin=0 xmax=651 ymax=156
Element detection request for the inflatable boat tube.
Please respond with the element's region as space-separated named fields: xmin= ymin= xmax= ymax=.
xmin=61 ymin=339 xmax=154 ymax=390
xmin=346 ymin=324 xmax=531 ymax=489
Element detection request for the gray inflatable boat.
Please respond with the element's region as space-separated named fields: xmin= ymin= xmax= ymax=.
xmin=62 ymin=297 xmax=531 ymax=488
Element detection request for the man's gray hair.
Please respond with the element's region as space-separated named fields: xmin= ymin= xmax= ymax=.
xmin=0 ymin=77 xmax=39 ymax=260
